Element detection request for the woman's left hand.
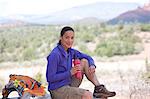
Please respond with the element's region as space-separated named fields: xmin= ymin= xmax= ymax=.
xmin=88 ymin=65 xmax=95 ymax=74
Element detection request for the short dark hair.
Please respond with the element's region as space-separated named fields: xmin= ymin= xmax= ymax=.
xmin=60 ymin=26 xmax=74 ymax=37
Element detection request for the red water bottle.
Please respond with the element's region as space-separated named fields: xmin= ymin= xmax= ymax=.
xmin=73 ymin=55 xmax=82 ymax=79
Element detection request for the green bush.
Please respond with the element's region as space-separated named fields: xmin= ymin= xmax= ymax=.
xmin=140 ymin=24 xmax=150 ymax=32
xmin=80 ymin=33 xmax=95 ymax=43
xmin=95 ymin=33 xmax=140 ymax=57
xmin=0 ymin=37 xmax=7 ymax=53
xmin=34 ymin=72 xmax=43 ymax=83
xmin=22 ymin=48 xmax=36 ymax=60
xmin=78 ymin=43 xmax=93 ymax=56
xmin=0 ymin=77 xmax=5 ymax=92
xmin=0 ymin=23 xmax=145 ymax=62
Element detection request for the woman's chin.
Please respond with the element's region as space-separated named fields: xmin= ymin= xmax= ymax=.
xmin=67 ymin=47 xmax=71 ymax=49
xmin=67 ymin=45 xmax=72 ymax=48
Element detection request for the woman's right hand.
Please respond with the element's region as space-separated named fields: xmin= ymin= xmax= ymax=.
xmin=70 ymin=65 xmax=81 ymax=75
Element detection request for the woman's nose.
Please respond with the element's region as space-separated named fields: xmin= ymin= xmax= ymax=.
xmin=69 ymin=38 xmax=73 ymax=42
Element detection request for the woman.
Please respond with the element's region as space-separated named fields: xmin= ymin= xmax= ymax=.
xmin=46 ymin=26 xmax=116 ymax=99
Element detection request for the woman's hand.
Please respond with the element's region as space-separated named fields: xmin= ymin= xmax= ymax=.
xmin=70 ymin=65 xmax=81 ymax=75
xmin=88 ymin=65 xmax=95 ymax=74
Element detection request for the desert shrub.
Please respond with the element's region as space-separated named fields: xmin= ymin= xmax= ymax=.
xmin=80 ymin=32 xmax=95 ymax=43
xmin=140 ymin=24 xmax=150 ymax=32
xmin=22 ymin=47 xmax=36 ymax=60
xmin=0 ymin=25 xmax=58 ymax=62
xmin=142 ymin=58 xmax=150 ymax=84
xmin=134 ymin=43 xmax=143 ymax=54
xmin=34 ymin=72 xmax=43 ymax=82
xmin=95 ymin=32 xmax=141 ymax=57
xmin=0 ymin=37 xmax=7 ymax=53
xmin=0 ymin=23 xmax=147 ymax=62
xmin=78 ymin=43 xmax=93 ymax=56
xmin=0 ymin=77 xmax=5 ymax=92
xmin=118 ymin=24 xmax=124 ymax=31
xmin=95 ymin=45 xmax=114 ymax=57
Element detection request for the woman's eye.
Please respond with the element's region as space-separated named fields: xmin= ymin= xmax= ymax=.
xmin=66 ymin=36 xmax=69 ymax=39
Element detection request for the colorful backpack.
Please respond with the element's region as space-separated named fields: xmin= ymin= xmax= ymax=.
xmin=2 ymin=74 xmax=46 ymax=98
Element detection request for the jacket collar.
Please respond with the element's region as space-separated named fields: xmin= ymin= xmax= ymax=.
xmin=57 ymin=44 xmax=71 ymax=58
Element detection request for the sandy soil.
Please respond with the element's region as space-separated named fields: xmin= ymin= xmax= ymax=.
xmin=0 ymin=58 xmax=149 ymax=99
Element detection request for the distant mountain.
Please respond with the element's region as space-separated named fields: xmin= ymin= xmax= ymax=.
xmin=71 ymin=17 xmax=102 ymax=25
xmin=25 ymin=2 xmax=139 ymax=25
xmin=108 ymin=3 xmax=150 ymax=24
xmin=0 ymin=2 xmax=139 ymax=25
xmin=0 ymin=17 xmax=28 ymax=28
xmin=0 ymin=17 xmax=18 ymax=24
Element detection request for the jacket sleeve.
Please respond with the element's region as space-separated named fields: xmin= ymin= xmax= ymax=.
xmin=73 ymin=49 xmax=96 ymax=67
xmin=46 ymin=52 xmax=71 ymax=83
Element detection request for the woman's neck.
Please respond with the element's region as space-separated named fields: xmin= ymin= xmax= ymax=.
xmin=61 ymin=44 xmax=68 ymax=52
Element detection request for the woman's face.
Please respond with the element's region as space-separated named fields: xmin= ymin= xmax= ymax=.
xmin=60 ymin=30 xmax=74 ymax=51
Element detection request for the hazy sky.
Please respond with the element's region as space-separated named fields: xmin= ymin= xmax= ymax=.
xmin=0 ymin=0 xmax=149 ymax=17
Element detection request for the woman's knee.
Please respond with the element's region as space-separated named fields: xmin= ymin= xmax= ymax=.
xmin=82 ymin=90 xmax=92 ymax=99
xmin=80 ymin=58 xmax=89 ymax=66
